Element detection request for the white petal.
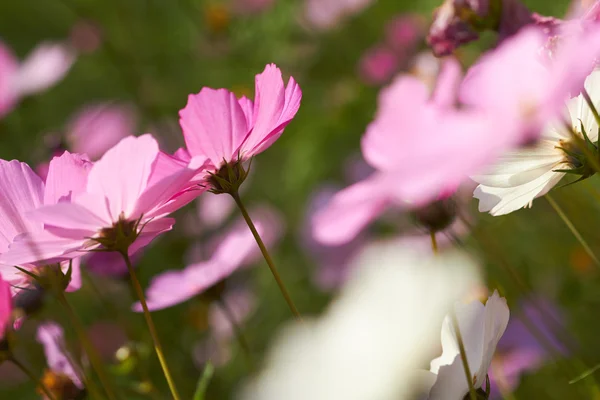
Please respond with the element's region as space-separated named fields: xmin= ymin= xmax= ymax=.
xmin=474 ymin=168 xmax=566 ymax=216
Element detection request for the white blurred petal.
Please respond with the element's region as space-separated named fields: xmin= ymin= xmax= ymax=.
xmin=14 ymin=42 xmax=75 ymax=96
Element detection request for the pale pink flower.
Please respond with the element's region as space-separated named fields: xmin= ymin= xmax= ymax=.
xmin=37 ymin=322 xmax=84 ymax=390
xmin=135 ymin=207 xmax=282 ymax=311
xmin=67 ymin=103 xmax=136 ymax=160
xmin=461 ymin=26 xmax=600 ymax=142
xmin=304 ymin=0 xmax=375 ymax=30
xmin=358 ymin=46 xmax=398 ymax=86
xmin=196 ymin=194 xmax=235 ymax=230
xmin=385 ymin=14 xmax=425 ymax=52
xmin=0 ymin=274 xmax=12 ymax=340
xmin=0 ymin=152 xmax=90 ymax=292
xmin=0 ymin=135 xmax=205 ymax=266
xmin=0 ymin=39 xmax=75 ymax=119
xmin=313 ymin=58 xmax=494 ymax=245
xmin=179 ymin=64 xmax=301 ymax=171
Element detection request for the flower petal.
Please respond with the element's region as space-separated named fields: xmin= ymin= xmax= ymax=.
xmin=44 ymin=151 xmax=92 ymax=205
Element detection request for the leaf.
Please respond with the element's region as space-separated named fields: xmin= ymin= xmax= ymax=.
xmin=193 ymin=361 xmax=215 ymax=400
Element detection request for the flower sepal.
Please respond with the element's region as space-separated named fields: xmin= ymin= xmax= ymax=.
xmin=207 ymin=157 xmax=251 ymax=195
xmin=91 ymin=214 xmax=143 ymax=254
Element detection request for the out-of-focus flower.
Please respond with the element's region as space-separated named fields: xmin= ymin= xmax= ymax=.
xmin=489 ymin=298 xmax=568 ymax=398
xmin=240 ymin=244 xmax=480 ymax=400
xmin=197 ymin=194 xmax=235 ymax=230
xmin=179 ymin=64 xmax=301 ymax=178
xmin=69 ymin=20 xmax=102 ymax=53
xmin=67 ymin=103 xmax=136 ymax=160
xmin=193 ymin=288 xmax=256 ymax=367
xmin=37 ymin=322 xmax=85 ymax=399
xmin=0 ymin=152 xmax=89 ymax=293
xmin=135 ymin=207 xmax=282 ymax=311
xmin=0 ymin=274 xmax=12 ymax=340
xmin=472 ymin=69 xmax=600 ymax=215
xmin=232 ymin=0 xmax=276 ymax=15
xmin=313 ymin=58 xmax=494 ymax=245
xmin=84 ymin=250 xmax=143 ymax=278
xmin=0 ymin=39 xmax=75 ymax=119
xmin=358 ymin=46 xmax=398 ymax=86
xmin=1 ymin=135 xmax=205 ymax=266
xmin=422 ymin=291 xmax=510 ymax=399
xmin=385 ymin=14 xmax=425 ymax=52
xmin=427 ymin=0 xmax=534 ymax=56
xmin=87 ymin=321 xmax=128 ymax=362
xmin=304 ymin=0 xmax=375 ymax=30
xmin=461 ymin=26 xmax=600 ymax=143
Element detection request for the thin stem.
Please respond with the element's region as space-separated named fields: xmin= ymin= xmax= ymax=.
xmin=451 ymin=312 xmax=477 ymax=400
xmin=119 ymin=250 xmax=182 ymax=400
xmin=430 ymin=231 xmax=438 ymax=255
xmin=216 ymin=297 xmax=254 ymax=368
xmin=231 ymin=192 xmax=302 ymax=320
xmin=56 ymin=292 xmax=117 ymax=400
xmin=10 ymin=357 xmax=57 ymax=400
xmin=546 ymin=194 xmax=600 ymax=268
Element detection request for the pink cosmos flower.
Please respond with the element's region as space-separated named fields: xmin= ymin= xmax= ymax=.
xmin=0 ymin=274 xmax=12 ymax=340
xmin=135 ymin=207 xmax=282 ymax=311
xmin=179 ymin=64 xmax=301 ymax=172
xmin=313 ymin=58 xmax=494 ymax=245
xmin=0 ymin=152 xmax=89 ymax=293
xmin=461 ymin=25 xmax=600 ymax=142
xmin=37 ymin=322 xmax=84 ymax=391
xmin=67 ymin=103 xmax=136 ymax=160
xmin=385 ymin=14 xmax=425 ymax=52
xmin=304 ymin=0 xmax=375 ymax=30
xmin=0 ymin=135 xmax=205 ymax=267
xmin=0 ymin=39 xmax=75 ymax=119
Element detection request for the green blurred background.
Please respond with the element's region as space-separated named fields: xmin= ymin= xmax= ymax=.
xmin=4 ymin=0 xmax=600 ymax=399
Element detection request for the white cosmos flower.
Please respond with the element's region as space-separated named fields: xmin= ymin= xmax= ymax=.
xmin=239 ymin=243 xmax=480 ymax=400
xmin=472 ymin=69 xmax=600 ymax=216
xmin=420 ymin=291 xmax=510 ymax=400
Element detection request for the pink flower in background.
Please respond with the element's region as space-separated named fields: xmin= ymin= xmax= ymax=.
xmin=179 ymin=64 xmax=301 ymax=170
xmin=304 ymin=0 xmax=375 ymax=30
xmin=197 ymin=194 xmax=236 ymax=230
xmin=194 ymin=288 xmax=257 ymax=367
xmin=67 ymin=103 xmax=136 ymax=160
xmin=69 ymin=20 xmax=103 ymax=53
xmin=0 ymin=152 xmax=90 ymax=293
xmin=0 ymin=275 xmax=12 ymax=340
xmin=358 ymin=46 xmax=398 ymax=86
xmin=37 ymin=322 xmax=84 ymax=391
xmin=135 ymin=207 xmax=283 ymax=311
xmin=313 ymin=58 xmax=495 ymax=245
xmin=0 ymin=39 xmax=75 ymax=119
xmin=385 ymin=14 xmax=425 ymax=52
xmin=1 ymin=135 xmax=205 ymax=267
xmin=84 ymin=250 xmax=143 ymax=278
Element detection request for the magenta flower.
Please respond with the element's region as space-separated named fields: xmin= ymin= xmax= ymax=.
xmin=313 ymin=58 xmax=494 ymax=244
xmin=37 ymin=322 xmax=84 ymax=392
xmin=0 ymin=152 xmax=91 ymax=292
xmin=135 ymin=207 xmax=282 ymax=311
xmin=385 ymin=14 xmax=424 ymax=52
xmin=0 ymin=274 xmax=12 ymax=340
xmin=1 ymin=135 xmax=205 ymax=267
xmin=67 ymin=102 xmax=136 ymax=160
xmin=357 ymin=46 xmax=399 ymax=86
xmin=179 ymin=64 xmax=301 ymax=174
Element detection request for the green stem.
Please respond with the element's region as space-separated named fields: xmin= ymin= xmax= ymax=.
xmin=216 ymin=297 xmax=254 ymax=369
xmin=582 ymin=88 xmax=600 ymax=132
xmin=56 ymin=292 xmax=116 ymax=400
xmin=119 ymin=250 xmax=182 ymax=400
xmin=451 ymin=312 xmax=477 ymax=400
xmin=10 ymin=357 xmax=57 ymax=400
xmin=231 ymin=192 xmax=302 ymax=320
xmin=546 ymin=194 xmax=600 ymax=268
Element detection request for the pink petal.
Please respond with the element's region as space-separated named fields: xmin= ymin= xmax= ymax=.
xmin=241 ymin=64 xmax=302 ymax=156
xmin=238 ymin=95 xmax=255 ymax=127
xmin=29 ymin=202 xmax=106 ymax=233
xmin=0 ymin=159 xmax=44 ymax=253
xmin=44 ymin=151 xmax=93 ymax=205
xmin=312 ymin=174 xmax=393 ymax=245
xmin=128 ymin=217 xmax=175 ymax=255
xmin=36 ymin=323 xmax=83 ymax=388
xmin=64 ymin=257 xmax=82 ymax=292
xmin=87 ymin=134 xmax=158 ymax=221
xmin=14 ymin=42 xmax=75 ymax=97
xmin=0 ymin=230 xmax=88 ymax=266
xmin=179 ymin=88 xmax=249 ymax=166
xmin=209 ymin=288 xmax=256 ymax=340
xmin=0 ymin=275 xmax=12 ymax=339
xmin=431 ymin=57 xmax=462 ymax=108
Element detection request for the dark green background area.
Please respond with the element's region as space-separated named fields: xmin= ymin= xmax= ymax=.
xmin=2 ymin=0 xmax=598 ymax=399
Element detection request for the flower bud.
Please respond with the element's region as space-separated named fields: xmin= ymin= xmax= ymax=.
xmin=412 ymin=197 xmax=457 ymax=232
